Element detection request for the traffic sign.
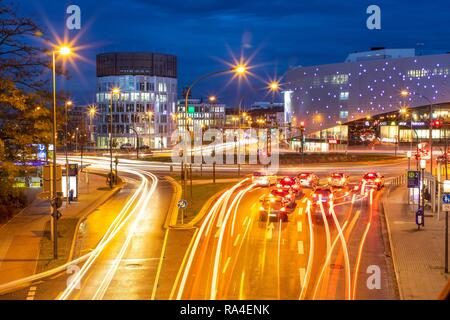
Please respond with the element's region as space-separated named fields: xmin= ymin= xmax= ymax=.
xmin=443 ymin=194 xmax=450 ymax=211
xmin=443 ymin=194 xmax=450 ymax=204
xmin=177 ymin=199 xmax=188 ymax=209
xmin=407 ymin=171 xmax=421 ymax=188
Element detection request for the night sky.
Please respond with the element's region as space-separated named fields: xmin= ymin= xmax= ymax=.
xmin=17 ymin=0 xmax=450 ymax=108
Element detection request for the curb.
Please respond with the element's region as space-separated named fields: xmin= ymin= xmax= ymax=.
xmin=380 ymin=190 xmax=404 ymax=300
xmin=164 ymin=176 xmax=182 ymax=229
xmin=67 ymin=174 xmax=125 ymax=262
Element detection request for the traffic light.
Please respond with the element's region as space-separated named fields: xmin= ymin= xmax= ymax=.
xmin=300 ymin=121 xmax=305 ymax=130
xmin=432 ymin=119 xmax=443 ymax=128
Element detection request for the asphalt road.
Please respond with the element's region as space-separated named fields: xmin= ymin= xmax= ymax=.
xmin=172 ymin=166 xmax=402 ymax=300
xmin=0 ymin=157 xmax=405 ymax=300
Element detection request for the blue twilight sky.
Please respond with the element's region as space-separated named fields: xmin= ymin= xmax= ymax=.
xmin=17 ymin=0 xmax=450 ymax=107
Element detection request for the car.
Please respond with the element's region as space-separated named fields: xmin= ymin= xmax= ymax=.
xmin=252 ymin=172 xmax=277 ymax=187
xmin=120 ymin=143 xmax=133 ymax=150
xmin=312 ymin=186 xmax=333 ymax=204
xmin=361 ymin=172 xmax=385 ymax=190
xmin=270 ymin=188 xmax=296 ymax=209
xmin=311 ymin=186 xmax=333 ymax=215
xmin=436 ymin=152 xmax=450 ymax=164
xmin=297 ymin=172 xmax=319 ymax=188
xmin=277 ymin=176 xmax=302 ymax=196
xmin=328 ymin=172 xmax=349 ymax=188
xmin=259 ymin=194 xmax=289 ymax=222
xmin=139 ymin=145 xmax=151 ymax=151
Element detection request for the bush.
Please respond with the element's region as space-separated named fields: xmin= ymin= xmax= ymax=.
xmin=0 ymin=181 xmax=26 ymax=221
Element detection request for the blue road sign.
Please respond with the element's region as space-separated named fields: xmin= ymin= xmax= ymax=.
xmin=443 ymin=194 xmax=450 ymax=204
xmin=178 ymin=199 xmax=188 ymax=209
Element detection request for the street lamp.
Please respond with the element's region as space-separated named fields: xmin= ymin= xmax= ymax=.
xmin=209 ymin=95 xmax=217 ymax=103
xmin=109 ymin=87 xmax=120 ymax=188
xmin=401 ymin=90 xmax=435 ymax=174
xmin=88 ymin=105 xmax=96 ymax=145
xmin=184 ymin=62 xmax=249 ymax=132
xmin=64 ymin=100 xmax=73 ymax=207
xmin=268 ymin=81 xmax=281 ymax=93
xmin=51 ymin=45 xmax=72 ymax=259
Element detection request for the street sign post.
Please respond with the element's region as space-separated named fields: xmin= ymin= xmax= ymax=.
xmin=443 ymin=193 xmax=450 ymax=213
xmin=444 ymin=180 xmax=450 ymax=274
xmin=407 ymin=171 xmax=421 ymax=188
xmin=178 ymin=199 xmax=188 ymax=224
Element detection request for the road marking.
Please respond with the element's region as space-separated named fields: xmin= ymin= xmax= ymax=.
xmin=242 ymin=216 xmax=248 ymax=227
xmin=233 ymin=234 xmax=241 ymax=247
xmin=298 ymin=207 xmax=304 ymax=216
xmin=26 ymin=286 xmax=37 ymax=300
xmin=239 ymin=271 xmax=246 ymax=299
xmin=222 ymin=257 xmax=231 ymax=274
xmin=302 ymin=198 xmax=308 ymax=203
xmin=299 ymin=268 xmax=306 ymax=288
xmin=297 ymin=241 xmax=304 ymax=255
xmin=297 ymin=221 xmax=303 ymax=232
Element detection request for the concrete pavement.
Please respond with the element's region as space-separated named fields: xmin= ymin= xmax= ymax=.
xmin=0 ymin=172 xmax=121 ymax=285
xmin=382 ymin=186 xmax=450 ymax=299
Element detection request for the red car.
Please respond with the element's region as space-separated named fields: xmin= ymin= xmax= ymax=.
xmin=277 ymin=176 xmax=301 ymax=197
xmin=360 ymin=172 xmax=385 ymax=190
xmin=311 ymin=186 xmax=333 ymax=216
xmin=271 ymin=188 xmax=296 ymax=209
xmin=259 ymin=194 xmax=289 ymax=222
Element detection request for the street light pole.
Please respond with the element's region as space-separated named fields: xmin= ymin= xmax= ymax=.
xmin=64 ymin=100 xmax=72 ymax=206
xmin=109 ymin=88 xmax=120 ymax=188
xmin=51 ymin=51 xmax=58 ymax=259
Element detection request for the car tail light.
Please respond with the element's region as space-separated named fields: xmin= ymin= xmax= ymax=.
xmin=293 ymin=185 xmax=299 ymax=189
xmin=307 ymin=176 xmax=312 ymax=181
xmin=284 ymin=178 xmax=291 ymax=182
xmin=329 ymin=194 xmax=333 ymax=199
xmin=313 ymin=193 xmax=317 ymax=198
xmin=259 ymin=206 xmax=265 ymax=211
xmin=281 ymin=207 xmax=286 ymax=212
xmin=328 ymin=177 xmax=332 ymax=182
xmin=375 ymin=178 xmax=381 ymax=183
xmin=277 ymin=184 xmax=282 ymax=188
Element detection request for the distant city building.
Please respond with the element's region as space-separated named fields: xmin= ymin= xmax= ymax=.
xmin=95 ymin=52 xmax=177 ymax=149
xmin=284 ymin=48 xmax=450 ymax=146
xmin=176 ymin=97 xmax=226 ymax=132
xmin=246 ymin=102 xmax=284 ymax=129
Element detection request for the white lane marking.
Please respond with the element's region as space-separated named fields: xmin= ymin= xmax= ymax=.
xmin=298 ymin=207 xmax=304 ymax=216
xmin=297 ymin=221 xmax=303 ymax=232
xmin=233 ymin=234 xmax=241 ymax=247
xmin=299 ymin=268 xmax=306 ymax=288
xmin=26 ymin=286 xmax=37 ymax=300
xmin=222 ymin=257 xmax=231 ymax=274
xmin=242 ymin=216 xmax=248 ymax=227
xmin=297 ymin=241 xmax=304 ymax=255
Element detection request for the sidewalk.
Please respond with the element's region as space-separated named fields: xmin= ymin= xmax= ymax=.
xmin=382 ymin=186 xmax=450 ymax=299
xmin=0 ymin=172 xmax=120 ymax=285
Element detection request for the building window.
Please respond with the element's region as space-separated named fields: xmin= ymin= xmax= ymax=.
xmin=339 ymin=111 xmax=349 ymax=119
xmin=339 ymin=92 xmax=349 ymax=101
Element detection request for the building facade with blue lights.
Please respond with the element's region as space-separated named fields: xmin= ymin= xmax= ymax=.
xmin=284 ymin=48 xmax=450 ymax=148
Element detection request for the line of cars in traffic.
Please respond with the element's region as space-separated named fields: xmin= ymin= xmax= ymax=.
xmin=252 ymin=171 xmax=385 ymax=222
